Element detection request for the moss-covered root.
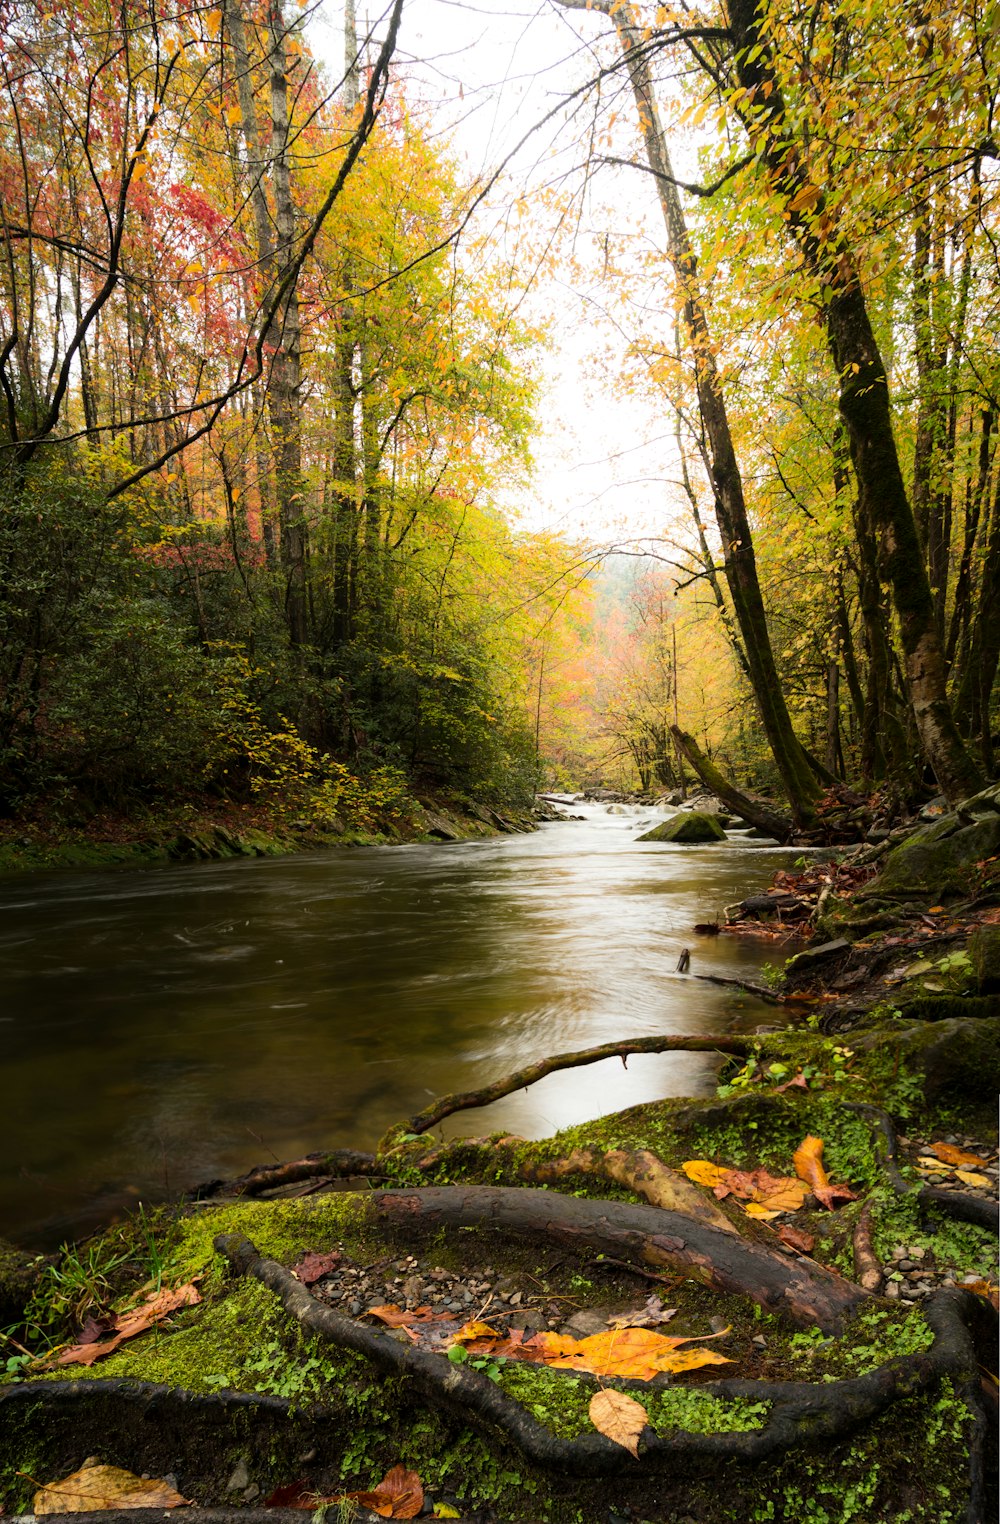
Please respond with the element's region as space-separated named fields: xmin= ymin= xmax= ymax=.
xmin=214 ymin=1232 xmax=992 ymax=1496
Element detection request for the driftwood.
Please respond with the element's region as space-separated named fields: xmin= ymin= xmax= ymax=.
xmin=211 ymin=1233 xmax=993 ymax=1505
xmin=381 ymin=1034 xmax=754 ymax=1147
xmin=193 ymin=1150 xmax=382 ymax=1200
xmin=367 ymin=1186 xmax=867 ymax=1332
xmin=668 ymin=726 xmax=794 ymax=841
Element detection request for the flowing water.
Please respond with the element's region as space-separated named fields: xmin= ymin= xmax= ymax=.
xmin=0 ymin=803 xmax=804 ymax=1246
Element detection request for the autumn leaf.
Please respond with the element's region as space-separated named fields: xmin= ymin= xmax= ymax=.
xmin=34 ymin=1463 xmax=188 ymax=1513
xmin=589 ymin=1389 xmax=649 ymax=1456
xmin=682 ymin=1159 xmax=729 ymax=1190
xmin=50 ymin=1284 xmax=201 ymax=1368
xmin=291 ymin=1250 xmax=341 ymax=1286
xmin=527 ymin=1325 xmax=732 ymax=1381
xmin=955 ymin=1170 xmax=992 ymax=1188
xmin=928 ymin=1142 xmax=988 ymax=1169
xmin=348 ymin=1464 xmax=423 ymax=1519
xmin=451 ymin=1321 xmax=501 ymax=1344
xmin=364 ymin=1304 xmax=452 ymax=1328
xmin=776 ymin=1224 xmax=816 ymax=1254
xmin=792 ymin=1136 xmax=856 ymax=1210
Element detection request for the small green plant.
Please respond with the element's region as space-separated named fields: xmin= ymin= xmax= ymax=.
xmin=759 ymin=962 xmax=785 ymax=991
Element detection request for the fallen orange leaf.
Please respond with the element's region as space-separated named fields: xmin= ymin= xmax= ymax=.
xmin=527 ymin=1325 xmax=732 ymax=1381
xmin=792 ymin=1135 xmax=856 ymax=1210
xmin=364 ymin=1304 xmax=452 ymax=1328
xmin=776 ymin=1224 xmax=816 ymax=1254
xmin=34 ymin=1463 xmax=189 ymax=1513
xmin=928 ymin=1141 xmax=988 ymax=1170
xmin=51 ymin=1284 xmax=201 ymax=1369
xmin=452 ymin=1321 xmax=501 ymax=1344
xmin=347 ymin=1464 xmax=423 ymax=1519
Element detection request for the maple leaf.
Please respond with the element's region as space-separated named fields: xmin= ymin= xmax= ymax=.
xmin=589 ymin=1389 xmax=648 ymax=1456
xmin=34 ymin=1463 xmax=188 ymax=1513
xmin=526 ymin=1325 xmax=732 ymax=1381
xmin=364 ymin=1304 xmax=452 ymax=1328
xmin=793 ymin=1136 xmax=856 ymax=1210
xmin=776 ymin=1224 xmax=816 ymax=1254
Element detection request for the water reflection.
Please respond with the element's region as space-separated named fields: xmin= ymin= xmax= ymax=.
xmin=0 ymin=805 xmax=801 ymax=1245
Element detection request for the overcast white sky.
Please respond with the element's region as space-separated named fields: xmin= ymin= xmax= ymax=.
xmin=309 ymin=0 xmax=701 ymax=546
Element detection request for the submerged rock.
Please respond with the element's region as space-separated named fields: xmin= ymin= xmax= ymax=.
xmin=638 ymin=812 xmax=727 ymax=844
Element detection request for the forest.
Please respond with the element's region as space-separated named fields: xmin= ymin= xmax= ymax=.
xmin=1 ymin=2 xmax=999 ymax=1520
xmin=0 ymin=0 xmax=995 ymax=849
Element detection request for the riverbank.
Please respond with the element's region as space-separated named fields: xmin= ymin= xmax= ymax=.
xmin=0 ymin=792 xmax=557 ymax=876
xmin=1 ymin=794 xmax=996 ymax=1522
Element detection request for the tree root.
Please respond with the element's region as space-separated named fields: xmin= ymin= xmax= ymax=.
xmin=519 ymin=1146 xmax=739 ymax=1234
xmin=845 ymin=1102 xmax=1000 ymax=1230
xmin=366 ymin=1185 xmax=868 ymax=1331
xmin=214 ymin=1231 xmax=993 ymax=1508
xmin=193 ymin=1150 xmax=383 ymax=1201
xmin=379 ymin=1034 xmax=755 ymax=1148
xmin=853 ymin=1200 xmax=884 ymax=1293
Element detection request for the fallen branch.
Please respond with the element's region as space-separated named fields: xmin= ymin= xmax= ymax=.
xmin=381 ymin=1035 xmax=754 ymax=1147
xmin=193 ymin=1150 xmax=382 ymax=1200
xmin=366 ymin=1186 xmax=867 ymax=1331
xmin=692 ymin=973 xmax=786 ymax=1004
xmin=522 ymin=1147 xmax=739 ymax=1234
xmin=852 ymin=1200 xmax=884 ymax=1293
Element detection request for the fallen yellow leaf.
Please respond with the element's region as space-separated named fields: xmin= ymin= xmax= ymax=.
xmin=451 ymin=1321 xmax=501 ymax=1344
xmin=955 ymin=1170 xmax=992 ymax=1188
xmin=34 ymin=1463 xmax=188 ymax=1513
xmin=682 ymin=1159 xmax=729 ymax=1190
xmin=744 ymin=1203 xmax=782 ymax=1220
xmin=589 ymin=1388 xmax=648 ymax=1456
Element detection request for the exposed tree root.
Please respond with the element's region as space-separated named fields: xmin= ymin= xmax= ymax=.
xmin=366 ymin=1186 xmax=868 ymax=1331
xmin=519 ymin=1146 xmax=739 ymax=1234
xmin=845 ymin=1102 xmax=1000 ymax=1230
xmin=194 ymin=1150 xmax=383 ymax=1201
xmin=853 ymin=1200 xmax=884 ymax=1293
xmin=213 ymin=1231 xmax=992 ymax=1508
xmin=380 ymin=1034 xmax=755 ymax=1148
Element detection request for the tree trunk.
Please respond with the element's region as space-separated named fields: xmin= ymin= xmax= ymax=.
xmin=725 ymin=0 xmax=984 ymax=805
xmin=557 ymin=0 xmax=821 ymax=828
xmin=669 ymin=726 xmax=793 ymax=840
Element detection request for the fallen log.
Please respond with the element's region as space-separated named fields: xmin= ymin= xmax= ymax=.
xmin=381 ymin=1034 xmax=754 ymax=1148
xmin=366 ymin=1186 xmax=867 ymax=1332
xmin=668 ymin=727 xmax=794 ymax=841
xmin=522 ymin=1146 xmax=739 ymax=1234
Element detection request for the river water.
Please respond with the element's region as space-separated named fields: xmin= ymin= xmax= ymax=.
xmin=0 ymin=803 xmax=802 ymax=1247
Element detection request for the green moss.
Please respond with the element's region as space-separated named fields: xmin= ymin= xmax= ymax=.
xmin=494 ymin=1364 xmax=592 ymax=1439
xmin=644 ymin=1386 xmax=770 ymax=1434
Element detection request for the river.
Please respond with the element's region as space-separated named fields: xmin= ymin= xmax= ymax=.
xmin=0 ymin=803 xmax=803 ymax=1247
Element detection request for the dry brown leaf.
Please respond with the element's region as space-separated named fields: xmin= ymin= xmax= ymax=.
xmin=955 ymin=1169 xmax=993 ymax=1188
xmin=792 ymin=1136 xmax=856 ymax=1210
xmin=589 ymin=1389 xmax=648 ymax=1457
xmin=776 ymin=1224 xmax=816 ymax=1254
xmin=34 ymin=1463 xmax=188 ymax=1513
xmin=347 ymin=1464 xmax=423 ymax=1519
xmin=52 ymin=1284 xmax=201 ymax=1369
xmin=291 ymin=1250 xmax=341 ymax=1286
xmin=364 ymin=1304 xmax=452 ymax=1328
xmin=929 ymin=1142 xmax=988 ymax=1169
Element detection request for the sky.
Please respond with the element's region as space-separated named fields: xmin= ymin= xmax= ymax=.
xmin=307 ymin=0 xmax=701 ymax=547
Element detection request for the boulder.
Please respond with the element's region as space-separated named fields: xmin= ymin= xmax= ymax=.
xmin=638 ymin=812 xmax=727 ymax=844
xmin=867 ymin=811 xmax=1000 ymax=898
xmin=968 ymin=925 xmax=1000 ymax=994
xmin=423 ymin=809 xmax=461 ymax=842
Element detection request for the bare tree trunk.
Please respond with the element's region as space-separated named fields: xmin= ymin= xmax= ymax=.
xmin=557 ymin=0 xmax=821 ymax=828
